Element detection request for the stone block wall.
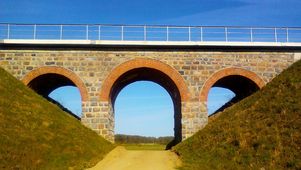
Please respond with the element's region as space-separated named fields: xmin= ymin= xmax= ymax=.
xmin=0 ymin=49 xmax=296 ymax=142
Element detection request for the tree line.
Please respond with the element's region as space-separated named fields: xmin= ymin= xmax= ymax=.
xmin=115 ymin=134 xmax=174 ymax=145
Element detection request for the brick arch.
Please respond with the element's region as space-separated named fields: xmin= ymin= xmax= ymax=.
xmin=99 ymin=58 xmax=190 ymax=102
xmin=199 ymin=67 xmax=265 ymax=102
xmin=22 ymin=66 xmax=88 ymax=101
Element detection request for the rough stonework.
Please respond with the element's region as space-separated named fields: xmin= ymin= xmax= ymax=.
xmin=0 ymin=48 xmax=297 ymax=142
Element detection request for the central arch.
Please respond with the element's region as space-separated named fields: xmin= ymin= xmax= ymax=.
xmin=99 ymin=58 xmax=190 ymax=145
xmin=100 ymin=58 xmax=190 ymax=102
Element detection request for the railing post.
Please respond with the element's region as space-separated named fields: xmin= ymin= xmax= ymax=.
xmin=167 ymin=26 xmax=169 ymax=41
xmin=7 ymin=24 xmax=10 ymax=39
xmin=144 ymin=25 xmax=147 ymax=41
xmin=60 ymin=25 xmax=63 ymax=40
xmin=86 ymin=25 xmax=89 ymax=40
xmin=188 ymin=26 xmax=191 ymax=41
xmin=250 ymin=27 xmax=253 ymax=42
xmin=225 ymin=27 xmax=228 ymax=42
xmin=33 ymin=24 xmax=37 ymax=40
xmin=98 ymin=25 xmax=101 ymax=40
xmin=121 ymin=26 xmax=124 ymax=41
xmin=200 ymin=26 xmax=203 ymax=42
xmin=274 ymin=27 xmax=278 ymax=42
xmin=286 ymin=27 xmax=289 ymax=42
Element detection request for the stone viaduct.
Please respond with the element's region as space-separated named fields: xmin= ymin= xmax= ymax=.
xmin=0 ymin=40 xmax=300 ymax=143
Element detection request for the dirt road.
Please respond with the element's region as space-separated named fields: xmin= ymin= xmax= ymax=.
xmin=87 ymin=146 xmax=181 ymax=170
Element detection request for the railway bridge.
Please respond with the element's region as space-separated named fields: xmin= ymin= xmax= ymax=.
xmin=0 ymin=24 xmax=300 ymax=142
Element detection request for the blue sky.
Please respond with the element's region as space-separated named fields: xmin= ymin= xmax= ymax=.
xmin=2 ymin=0 xmax=300 ymax=137
xmin=114 ymin=82 xmax=174 ymax=137
xmin=1 ymin=0 xmax=301 ymax=26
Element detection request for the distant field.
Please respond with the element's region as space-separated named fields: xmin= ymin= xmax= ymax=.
xmin=121 ymin=144 xmax=166 ymax=150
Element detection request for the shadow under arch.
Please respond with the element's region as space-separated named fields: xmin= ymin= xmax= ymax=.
xmin=99 ymin=58 xmax=190 ymax=149
xmin=22 ymin=66 xmax=89 ymax=118
xmin=200 ymin=67 xmax=266 ymax=115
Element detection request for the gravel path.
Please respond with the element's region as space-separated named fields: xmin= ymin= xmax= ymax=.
xmin=87 ymin=146 xmax=181 ymax=170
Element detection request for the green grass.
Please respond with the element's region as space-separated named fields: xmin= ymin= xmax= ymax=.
xmin=0 ymin=67 xmax=115 ymax=169
xmin=174 ymin=60 xmax=301 ymax=170
xmin=121 ymin=144 xmax=166 ymax=150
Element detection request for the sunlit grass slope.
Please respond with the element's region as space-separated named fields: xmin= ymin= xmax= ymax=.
xmin=0 ymin=67 xmax=115 ymax=169
xmin=175 ymin=60 xmax=301 ymax=170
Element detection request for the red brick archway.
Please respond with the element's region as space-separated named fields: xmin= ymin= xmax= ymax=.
xmin=22 ymin=66 xmax=88 ymax=101
xmin=199 ymin=67 xmax=265 ymax=102
xmin=99 ymin=58 xmax=190 ymax=102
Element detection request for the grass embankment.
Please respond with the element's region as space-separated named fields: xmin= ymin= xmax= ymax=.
xmin=0 ymin=67 xmax=115 ymax=169
xmin=175 ymin=60 xmax=301 ymax=170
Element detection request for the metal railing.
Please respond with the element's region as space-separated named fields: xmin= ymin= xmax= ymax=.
xmin=1 ymin=23 xmax=301 ymax=43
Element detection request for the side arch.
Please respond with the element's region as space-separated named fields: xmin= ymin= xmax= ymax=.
xmin=99 ymin=58 xmax=190 ymax=102
xmin=22 ymin=66 xmax=89 ymax=101
xmin=199 ymin=67 xmax=265 ymax=102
